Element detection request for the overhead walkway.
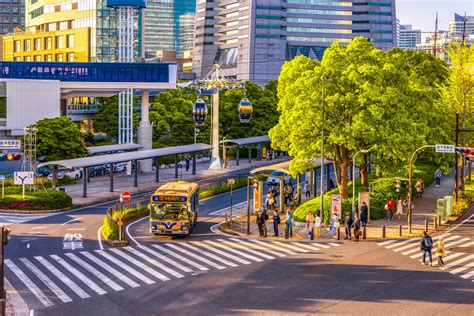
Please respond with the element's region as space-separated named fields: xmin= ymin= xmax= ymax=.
xmin=38 ymin=143 xmax=212 ymax=197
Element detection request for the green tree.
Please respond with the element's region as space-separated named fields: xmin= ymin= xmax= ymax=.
xmin=35 ymin=117 xmax=89 ymax=161
xmin=270 ymin=37 xmax=450 ymax=199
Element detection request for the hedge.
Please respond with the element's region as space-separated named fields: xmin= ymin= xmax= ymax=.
xmin=294 ymin=162 xmax=439 ymax=224
xmin=199 ymin=177 xmax=247 ymax=199
xmin=102 ymin=204 xmax=149 ymax=240
xmin=0 ymin=187 xmax=72 ymax=210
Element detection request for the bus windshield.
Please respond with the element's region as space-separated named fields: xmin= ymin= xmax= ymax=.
xmin=151 ymin=203 xmax=189 ymax=221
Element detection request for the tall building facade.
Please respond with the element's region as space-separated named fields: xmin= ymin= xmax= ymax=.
xmin=398 ymin=24 xmax=421 ymax=50
xmin=142 ymin=0 xmax=195 ymax=58
xmin=0 ymin=0 xmax=24 ymax=35
xmin=2 ymin=0 xmax=120 ymax=62
xmin=448 ymin=14 xmax=474 ymax=39
xmin=193 ymin=0 xmax=397 ymax=85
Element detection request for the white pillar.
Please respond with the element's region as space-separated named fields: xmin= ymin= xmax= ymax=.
xmin=138 ymin=89 xmax=152 ymax=172
xmin=209 ymin=90 xmax=221 ymax=170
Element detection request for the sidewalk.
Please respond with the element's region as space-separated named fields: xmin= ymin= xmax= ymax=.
xmin=64 ymin=156 xmax=290 ymax=207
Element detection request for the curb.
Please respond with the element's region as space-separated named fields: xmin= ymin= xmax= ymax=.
xmin=5 ymin=277 xmax=29 ymax=316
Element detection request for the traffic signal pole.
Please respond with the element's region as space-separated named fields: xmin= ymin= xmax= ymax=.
xmin=455 ymin=113 xmax=459 ymax=201
xmin=1 ymin=226 xmax=11 ymax=316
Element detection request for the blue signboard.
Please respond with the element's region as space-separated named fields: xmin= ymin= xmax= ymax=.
xmin=106 ymin=0 xmax=146 ymax=8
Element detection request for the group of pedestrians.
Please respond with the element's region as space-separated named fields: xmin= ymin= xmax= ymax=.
xmin=305 ymin=211 xmax=322 ymax=239
xmin=256 ymin=208 xmax=294 ymax=239
xmin=385 ymin=197 xmax=413 ymax=221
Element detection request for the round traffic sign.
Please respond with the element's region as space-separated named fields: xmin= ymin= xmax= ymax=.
xmin=121 ymin=191 xmax=131 ymax=202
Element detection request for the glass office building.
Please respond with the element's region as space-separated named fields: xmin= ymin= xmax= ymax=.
xmin=142 ymin=0 xmax=196 ymax=58
xmin=0 ymin=0 xmax=24 ymax=35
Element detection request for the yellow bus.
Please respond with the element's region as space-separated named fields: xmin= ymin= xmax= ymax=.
xmin=149 ymin=181 xmax=199 ymax=236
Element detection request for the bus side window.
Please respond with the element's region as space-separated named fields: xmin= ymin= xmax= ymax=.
xmin=190 ymin=194 xmax=195 ymax=212
xmin=194 ymin=192 xmax=198 ymax=210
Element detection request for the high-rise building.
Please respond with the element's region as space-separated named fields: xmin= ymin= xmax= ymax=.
xmin=398 ymin=24 xmax=421 ymax=50
xmin=0 ymin=0 xmax=24 ymax=35
xmin=2 ymin=0 xmax=120 ymax=62
xmin=448 ymin=13 xmax=474 ymax=39
xmin=142 ymin=0 xmax=195 ymax=58
xmin=193 ymin=0 xmax=397 ymax=86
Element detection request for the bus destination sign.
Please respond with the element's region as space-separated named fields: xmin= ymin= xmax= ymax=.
xmin=152 ymin=195 xmax=187 ymax=202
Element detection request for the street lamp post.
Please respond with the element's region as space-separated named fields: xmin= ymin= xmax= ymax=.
xmin=320 ymin=75 xmax=326 ymax=223
xmin=352 ymin=150 xmax=369 ymax=218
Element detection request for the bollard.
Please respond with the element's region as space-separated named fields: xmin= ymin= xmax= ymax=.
xmin=337 ymin=227 xmax=341 ymax=240
xmin=424 ymin=219 xmax=428 ymax=232
xmin=382 ymin=225 xmax=386 ymax=238
xmin=363 ymin=226 xmax=367 ymax=240
xmin=438 ymin=214 xmax=442 ymax=227
xmin=434 ymin=217 xmax=438 ymax=229
xmin=399 ymin=224 xmax=402 ymax=237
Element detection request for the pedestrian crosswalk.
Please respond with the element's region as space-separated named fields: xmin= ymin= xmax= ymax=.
xmin=377 ymin=233 xmax=474 ymax=282
xmin=5 ymin=238 xmax=340 ymax=308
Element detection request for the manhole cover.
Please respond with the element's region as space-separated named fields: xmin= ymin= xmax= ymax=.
xmin=449 ymin=247 xmax=474 ymax=254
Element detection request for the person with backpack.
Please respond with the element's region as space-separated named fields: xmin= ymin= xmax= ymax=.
xmin=272 ymin=211 xmax=281 ymax=237
xmin=420 ymin=231 xmax=434 ymax=266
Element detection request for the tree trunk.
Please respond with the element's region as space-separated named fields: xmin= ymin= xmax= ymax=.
xmin=360 ymin=163 xmax=369 ymax=187
xmin=338 ymin=152 xmax=350 ymax=199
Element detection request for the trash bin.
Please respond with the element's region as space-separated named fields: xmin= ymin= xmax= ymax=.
xmin=436 ymin=198 xmax=446 ymax=221
xmin=58 ymin=187 xmax=66 ymax=192
xmin=444 ymin=196 xmax=453 ymax=217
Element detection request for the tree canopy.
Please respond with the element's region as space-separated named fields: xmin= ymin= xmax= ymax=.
xmin=35 ymin=117 xmax=89 ymax=161
xmin=270 ymin=37 xmax=450 ymax=198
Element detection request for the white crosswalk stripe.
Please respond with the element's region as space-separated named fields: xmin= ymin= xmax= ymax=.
xmin=5 ymin=259 xmax=54 ymax=307
xmin=378 ymin=233 xmax=474 ymax=281
xmin=5 ymin=238 xmax=339 ymax=308
xmin=19 ymin=258 xmax=72 ymax=303
xmin=34 ymin=256 xmax=90 ymax=299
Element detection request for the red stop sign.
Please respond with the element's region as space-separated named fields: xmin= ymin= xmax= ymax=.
xmin=121 ymin=191 xmax=131 ymax=202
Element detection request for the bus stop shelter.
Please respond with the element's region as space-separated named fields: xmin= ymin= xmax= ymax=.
xmin=38 ymin=143 xmax=212 ymax=197
xmin=220 ymin=135 xmax=271 ymax=165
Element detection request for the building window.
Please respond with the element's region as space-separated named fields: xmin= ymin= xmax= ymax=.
xmin=14 ymin=57 xmax=21 ymax=61
xmin=34 ymin=38 xmax=41 ymax=50
xmin=24 ymin=56 xmax=31 ymax=61
xmin=48 ymin=23 xmax=56 ymax=31
xmin=24 ymin=39 xmax=31 ymax=51
xmin=56 ymin=35 xmax=63 ymax=48
xmin=67 ymin=34 xmax=74 ymax=48
xmin=45 ymin=54 xmax=52 ymax=61
xmin=59 ymin=21 xmax=68 ymax=30
xmin=34 ymin=55 xmax=41 ymax=61
xmin=67 ymin=52 xmax=75 ymax=61
xmin=14 ymin=40 xmax=20 ymax=52
xmin=56 ymin=53 xmax=63 ymax=62
xmin=45 ymin=37 xmax=52 ymax=50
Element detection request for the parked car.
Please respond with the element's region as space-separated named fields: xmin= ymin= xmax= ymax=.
xmin=88 ymin=165 xmax=106 ymax=177
xmin=47 ymin=168 xmax=82 ymax=180
xmin=266 ymin=171 xmax=292 ymax=185
xmin=37 ymin=166 xmax=51 ymax=177
xmin=103 ymin=162 xmax=127 ymax=174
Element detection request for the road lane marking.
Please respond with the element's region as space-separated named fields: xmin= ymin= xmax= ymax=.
xmin=290 ymin=242 xmax=325 ymax=252
xmin=179 ymin=243 xmax=239 ymax=267
xmin=209 ymin=201 xmax=249 ymax=215
xmin=249 ymin=239 xmax=297 ymax=255
xmin=377 ymin=240 xmax=397 ymax=246
xmin=449 ymin=255 xmax=474 ymax=274
xmin=203 ymin=240 xmax=264 ymax=262
xmin=64 ymin=253 xmax=124 ymax=292
xmin=19 ymin=258 xmax=72 ymax=303
xmin=165 ymin=243 xmax=226 ymax=270
xmin=67 ymin=228 xmax=86 ymax=231
xmin=447 ymin=214 xmax=474 ymax=232
xmin=400 ymin=235 xmax=460 ymax=256
xmin=460 ymin=268 xmax=474 ymax=279
xmin=80 ymin=252 xmax=140 ymax=288
xmin=150 ymin=244 xmax=209 ymax=271
xmin=109 ymin=248 xmax=170 ymax=281
xmin=61 ymin=217 xmax=83 ymax=225
xmin=126 ymin=216 xmax=148 ymax=246
xmin=4 ymin=259 xmax=54 ymax=307
xmin=123 ymin=247 xmax=185 ymax=279
xmin=34 ymin=256 xmax=89 ymax=299
xmin=227 ymin=238 xmax=282 ymax=258
xmin=94 ymin=250 xmax=155 ymax=285
xmin=190 ymin=241 xmax=252 ymax=265
xmin=271 ymin=241 xmax=310 ymax=252
xmin=97 ymin=226 xmax=104 ymax=250
xmin=387 ymin=237 xmax=420 ymax=250
xmin=441 ymin=255 xmax=474 ymax=271
xmin=50 ymin=255 xmax=106 ymax=295
xmin=138 ymin=245 xmax=193 ymax=273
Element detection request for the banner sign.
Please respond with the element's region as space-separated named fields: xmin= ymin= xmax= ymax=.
xmin=0 ymin=140 xmax=21 ymax=149
xmin=331 ymin=194 xmax=342 ymax=218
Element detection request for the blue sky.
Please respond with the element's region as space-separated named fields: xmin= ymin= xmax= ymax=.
xmin=397 ymin=0 xmax=474 ymax=35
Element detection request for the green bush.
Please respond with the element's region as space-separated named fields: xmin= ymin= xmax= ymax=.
xmin=199 ymin=178 xmax=247 ymax=199
xmin=0 ymin=187 xmax=72 ymax=210
xmin=102 ymin=204 xmax=149 ymax=240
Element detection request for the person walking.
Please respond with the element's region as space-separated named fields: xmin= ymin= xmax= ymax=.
xmin=435 ymin=169 xmax=442 ymax=187
xmin=304 ymin=181 xmax=311 ymax=198
xmin=420 ymin=231 xmax=434 ymax=266
xmin=306 ymin=211 xmax=315 ymax=239
xmin=315 ymin=211 xmax=322 ymax=238
xmin=352 ymin=212 xmax=361 ymax=242
xmin=344 ymin=212 xmax=353 ymax=240
xmin=386 ymin=198 xmax=395 ymax=221
xmin=360 ymin=202 xmax=368 ymax=227
xmin=272 ymin=211 xmax=281 ymax=237
xmin=437 ymin=237 xmax=446 ymax=267
xmin=330 ymin=212 xmax=339 ymax=239
xmin=396 ymin=199 xmax=403 ymax=220
xmin=285 ymin=210 xmax=293 ymax=239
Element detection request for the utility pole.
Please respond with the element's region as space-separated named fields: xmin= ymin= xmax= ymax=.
xmin=433 ymin=12 xmax=438 ymax=58
xmin=1 ymin=226 xmax=11 ymax=316
xmin=455 ymin=113 xmax=460 ymax=201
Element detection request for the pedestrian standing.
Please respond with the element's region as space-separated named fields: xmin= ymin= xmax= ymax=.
xmin=360 ymin=202 xmax=368 ymax=227
xmin=437 ymin=237 xmax=446 ymax=267
xmin=304 ymin=181 xmax=311 ymax=198
xmin=261 ymin=208 xmax=269 ymax=237
xmin=256 ymin=211 xmax=264 ymax=237
xmin=420 ymin=231 xmax=434 ymax=266
xmin=386 ymin=198 xmax=395 ymax=221
xmin=315 ymin=211 xmax=322 ymax=238
xmin=353 ymin=212 xmax=361 ymax=242
xmin=330 ymin=212 xmax=339 ymax=238
xmin=273 ymin=211 xmax=281 ymax=237
xmin=285 ymin=210 xmax=293 ymax=239
xmin=344 ymin=212 xmax=353 ymax=240
xmin=435 ymin=169 xmax=442 ymax=187
xmin=396 ymin=199 xmax=403 ymax=220
xmin=306 ymin=211 xmax=315 ymax=239
xmin=284 ymin=183 xmax=291 ymax=206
